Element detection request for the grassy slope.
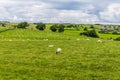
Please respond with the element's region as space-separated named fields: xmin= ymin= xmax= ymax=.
xmin=0 ymin=27 xmax=120 ymax=80
xmin=99 ymin=33 xmax=120 ymax=39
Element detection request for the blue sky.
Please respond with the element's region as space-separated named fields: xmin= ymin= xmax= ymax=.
xmin=0 ymin=0 xmax=120 ymax=24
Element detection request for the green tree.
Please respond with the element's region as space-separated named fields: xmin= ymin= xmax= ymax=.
xmin=0 ymin=23 xmax=6 ymax=27
xmin=90 ymin=25 xmax=94 ymax=28
xmin=115 ymin=37 xmax=120 ymax=41
xmin=66 ymin=24 xmax=74 ymax=28
xmin=84 ymin=27 xmax=88 ymax=31
xmin=50 ymin=24 xmax=57 ymax=32
xmin=36 ymin=23 xmax=46 ymax=30
xmin=17 ymin=22 xmax=29 ymax=29
xmin=58 ymin=24 xmax=65 ymax=32
xmin=50 ymin=24 xmax=65 ymax=32
xmin=80 ymin=29 xmax=99 ymax=38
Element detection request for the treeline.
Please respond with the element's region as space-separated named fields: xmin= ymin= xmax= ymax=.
xmin=1 ymin=22 xmax=120 ymax=40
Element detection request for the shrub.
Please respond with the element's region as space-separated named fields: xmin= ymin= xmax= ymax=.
xmin=13 ymin=25 xmax=17 ymax=29
xmin=98 ymin=28 xmax=109 ymax=34
xmin=73 ymin=25 xmax=80 ymax=30
xmin=0 ymin=22 xmax=6 ymax=27
xmin=66 ymin=24 xmax=80 ymax=30
xmin=50 ymin=24 xmax=65 ymax=32
xmin=36 ymin=23 xmax=46 ymax=30
xmin=112 ymin=30 xmax=118 ymax=34
xmin=84 ymin=27 xmax=88 ymax=31
xmin=58 ymin=24 xmax=65 ymax=32
xmin=17 ymin=22 xmax=29 ymax=29
xmin=50 ymin=24 xmax=57 ymax=32
xmin=115 ymin=37 xmax=120 ymax=41
xmin=1 ymin=23 xmax=6 ymax=27
xmin=80 ymin=29 xmax=99 ymax=38
xmin=80 ymin=25 xmax=84 ymax=28
xmin=66 ymin=24 xmax=74 ymax=28
xmin=90 ymin=25 xmax=94 ymax=28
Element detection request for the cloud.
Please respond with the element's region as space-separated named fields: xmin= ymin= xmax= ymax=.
xmin=0 ymin=0 xmax=120 ymax=24
xmin=49 ymin=10 xmax=99 ymax=23
xmin=99 ymin=3 xmax=120 ymax=23
xmin=23 ymin=3 xmax=98 ymax=23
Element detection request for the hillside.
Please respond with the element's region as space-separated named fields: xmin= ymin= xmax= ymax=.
xmin=0 ymin=27 xmax=120 ymax=80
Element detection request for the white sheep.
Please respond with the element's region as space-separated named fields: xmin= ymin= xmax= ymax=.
xmin=97 ymin=39 xmax=102 ymax=43
xmin=86 ymin=38 xmax=90 ymax=41
xmin=49 ymin=45 xmax=54 ymax=48
xmin=44 ymin=39 xmax=48 ymax=41
xmin=9 ymin=40 xmax=12 ymax=42
xmin=56 ymin=48 xmax=62 ymax=54
xmin=76 ymin=38 xmax=80 ymax=41
xmin=22 ymin=40 xmax=25 ymax=41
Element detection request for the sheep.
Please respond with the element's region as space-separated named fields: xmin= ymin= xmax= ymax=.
xmin=44 ymin=39 xmax=48 ymax=41
xmin=48 ymin=45 xmax=54 ymax=48
xmin=9 ymin=40 xmax=12 ymax=42
xmin=56 ymin=48 xmax=62 ymax=54
xmin=22 ymin=40 xmax=25 ymax=41
xmin=27 ymin=39 xmax=30 ymax=41
xmin=76 ymin=38 xmax=80 ymax=41
xmin=97 ymin=39 xmax=102 ymax=43
xmin=86 ymin=38 xmax=90 ymax=41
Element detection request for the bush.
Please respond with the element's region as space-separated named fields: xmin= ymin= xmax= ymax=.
xmin=84 ymin=27 xmax=88 ymax=31
xmin=36 ymin=23 xmax=46 ymax=30
xmin=98 ymin=28 xmax=109 ymax=34
xmin=90 ymin=25 xmax=94 ymax=28
xmin=115 ymin=37 xmax=120 ymax=41
xmin=73 ymin=25 xmax=80 ymax=30
xmin=17 ymin=22 xmax=29 ymax=29
xmin=112 ymin=30 xmax=118 ymax=34
xmin=50 ymin=24 xmax=65 ymax=32
xmin=80 ymin=29 xmax=99 ymax=38
xmin=66 ymin=24 xmax=80 ymax=30
xmin=0 ymin=22 xmax=6 ymax=27
xmin=1 ymin=23 xmax=6 ymax=27
xmin=50 ymin=24 xmax=57 ymax=32
xmin=58 ymin=24 xmax=65 ymax=32
xmin=66 ymin=24 xmax=74 ymax=28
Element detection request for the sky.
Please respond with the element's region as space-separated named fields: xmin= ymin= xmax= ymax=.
xmin=0 ymin=0 xmax=120 ymax=24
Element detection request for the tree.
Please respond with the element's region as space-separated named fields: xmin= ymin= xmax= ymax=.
xmin=90 ymin=25 xmax=94 ymax=28
xmin=50 ymin=24 xmax=57 ymax=32
xmin=36 ymin=23 xmax=46 ymax=30
xmin=115 ymin=37 xmax=120 ymax=41
xmin=50 ymin=24 xmax=65 ymax=32
xmin=17 ymin=22 xmax=29 ymax=28
xmin=0 ymin=22 xmax=6 ymax=27
xmin=80 ymin=29 xmax=99 ymax=38
xmin=58 ymin=24 xmax=65 ymax=32
xmin=84 ymin=27 xmax=88 ymax=31
xmin=112 ymin=30 xmax=118 ymax=34
xmin=1 ymin=23 xmax=6 ymax=27
xmin=73 ymin=24 xmax=80 ymax=30
xmin=66 ymin=24 xmax=74 ymax=28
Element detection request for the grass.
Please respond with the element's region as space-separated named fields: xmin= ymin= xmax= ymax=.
xmin=0 ymin=26 xmax=120 ymax=79
xmin=99 ymin=33 xmax=120 ymax=39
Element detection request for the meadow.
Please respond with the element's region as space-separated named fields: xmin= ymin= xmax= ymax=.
xmin=0 ymin=23 xmax=120 ymax=80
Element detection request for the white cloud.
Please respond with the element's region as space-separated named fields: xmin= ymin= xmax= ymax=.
xmin=0 ymin=0 xmax=102 ymax=23
xmin=0 ymin=7 xmax=11 ymax=19
xmin=42 ymin=0 xmax=94 ymax=3
xmin=0 ymin=0 xmax=120 ymax=24
xmin=99 ymin=3 xmax=120 ymax=23
xmin=49 ymin=10 xmax=99 ymax=23
xmin=13 ymin=15 xmax=18 ymax=20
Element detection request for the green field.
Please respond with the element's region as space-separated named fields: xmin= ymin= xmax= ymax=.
xmin=0 ymin=25 xmax=120 ymax=80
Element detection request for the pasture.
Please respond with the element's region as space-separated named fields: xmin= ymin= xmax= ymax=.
xmin=0 ymin=23 xmax=120 ymax=80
